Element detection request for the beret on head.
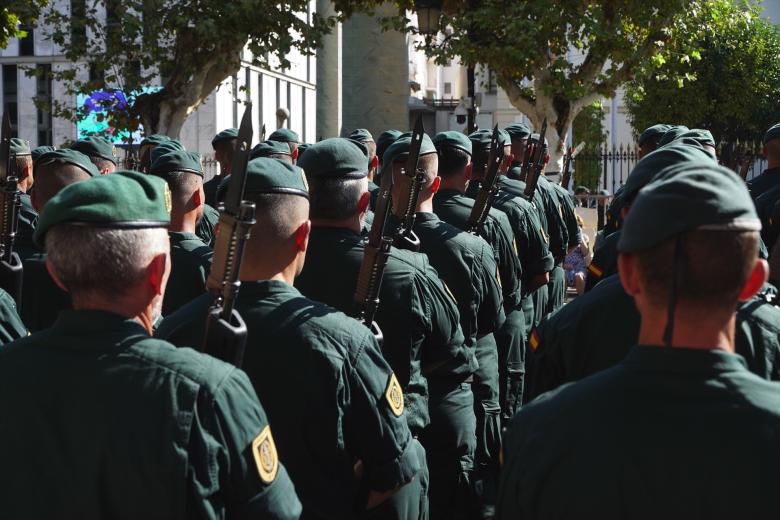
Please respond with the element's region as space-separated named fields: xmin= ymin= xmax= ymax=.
xmin=297 ymin=143 xmax=310 ymax=159
xmin=346 ymin=139 xmax=370 ymax=158
xmin=376 ymin=130 xmax=402 ymax=158
xmin=298 ymin=138 xmax=368 ymax=180
xmin=348 ymin=128 xmax=374 ymax=144
xmin=638 ymin=124 xmax=671 ymax=147
xmin=529 ymin=133 xmax=549 ymax=147
xmin=656 ymin=125 xmax=690 ymax=148
xmin=140 ymin=134 xmax=171 ymax=149
xmin=676 ymin=129 xmax=716 ymax=148
xmin=34 ymin=170 xmax=171 ymax=247
xmin=211 ymin=128 xmax=238 ymax=149
xmin=622 ymin=143 xmax=714 ymax=205
xmin=250 ymin=140 xmax=292 ymax=160
xmin=469 ymin=129 xmax=510 ymax=152
xmin=433 ymin=131 xmax=472 ymax=156
xmin=150 ymin=150 xmax=203 ymax=178
xmin=618 ymin=163 xmax=760 ymax=253
xmin=150 ymin=140 xmax=186 ymax=166
xmin=31 ymin=145 xmax=56 ymax=163
xmin=504 ymin=123 xmax=532 ymax=140
xmin=70 ymin=136 xmax=117 ymax=164
xmin=10 ymin=138 xmax=31 ymax=157
xmin=764 ymin=123 xmax=780 ymax=144
xmin=245 ymin=157 xmax=308 ymax=199
xmin=381 ymin=134 xmax=436 ymax=177
xmin=268 ymin=128 xmax=300 ymax=144
xmin=35 ymin=149 xmax=100 ymax=178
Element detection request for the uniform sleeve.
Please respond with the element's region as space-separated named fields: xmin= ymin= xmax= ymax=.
xmin=347 ymin=330 xmax=421 ymax=491
xmin=518 ymin=208 xmax=554 ymax=280
xmin=525 ymin=315 xmax=565 ymax=402
xmin=483 ymin=217 xmax=522 ymax=309
xmin=476 ymin=243 xmax=505 ymax=336
xmin=0 ymin=290 xmax=27 ymax=344
xmin=189 ymin=367 xmax=302 ymax=520
xmin=558 ymin=190 xmax=582 ymax=249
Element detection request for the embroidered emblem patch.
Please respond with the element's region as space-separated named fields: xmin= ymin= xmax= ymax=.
xmin=385 ymin=373 xmax=404 ymax=417
xmin=252 ymin=426 xmax=279 ymax=484
xmin=163 ymin=184 xmax=173 ymax=214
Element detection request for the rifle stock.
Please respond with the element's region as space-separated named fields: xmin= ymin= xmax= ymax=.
xmin=393 ymin=116 xmax=425 ymax=251
xmin=0 ymin=111 xmax=22 ymax=306
xmin=523 ymin=118 xmax=548 ymax=200
xmin=466 ymin=125 xmax=503 ymax=235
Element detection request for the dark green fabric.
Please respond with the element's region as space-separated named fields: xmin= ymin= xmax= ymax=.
xmin=245 ymin=157 xmax=308 ymax=198
xmin=150 ymin=150 xmax=203 ymax=177
xmin=211 ymin=127 xmax=238 ymax=149
xmin=298 ymin=138 xmax=368 ymax=179
xmin=584 ymin=230 xmax=620 ymax=292
xmin=196 ymin=203 xmax=219 ymax=247
xmin=0 ymin=309 xmax=302 ymax=519
xmin=21 ymin=252 xmax=71 ymax=332
xmin=348 ymin=128 xmax=374 ymax=143
xmin=16 ymin=192 xmax=38 ymax=261
xmin=35 ymin=148 xmax=100 ymax=177
xmin=34 ymin=170 xmax=170 ymax=247
xmin=203 ymin=174 xmax=224 ymax=208
xmin=656 ymin=124 xmax=690 ymax=147
xmin=161 ymin=281 xmax=424 ymax=517
xmin=9 ymin=138 xmax=30 ymax=156
xmin=764 ymin=122 xmax=780 ymax=144
xmin=140 ymin=134 xmax=171 ymax=148
xmin=250 ymin=140 xmax=293 ymax=160
xmin=0 ymin=286 xmax=27 ymax=342
xmin=638 ymin=124 xmax=671 ymax=147
xmin=619 ymin=162 xmax=760 ymax=253
xmin=31 ymin=145 xmax=56 ymax=162
xmin=163 ymin=231 xmax=212 ymax=316
xmin=433 ymin=131 xmax=472 ymax=155
xmin=376 ymin=130 xmax=402 ymax=160
xmin=70 ymin=136 xmax=117 ymax=164
xmin=469 ymin=129 xmax=510 ymax=150
xmin=504 ymin=123 xmax=531 ymax=140
xmin=381 ymin=135 xmax=436 ymax=177
xmin=268 ymin=128 xmax=300 ymax=143
xmin=499 ymin=345 xmax=780 ymax=519
xmin=678 ymin=128 xmax=716 ymax=147
xmin=747 ymin=166 xmax=780 ymax=201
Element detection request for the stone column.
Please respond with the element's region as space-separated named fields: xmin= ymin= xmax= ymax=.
xmin=316 ymin=0 xmax=342 ymax=141
xmin=342 ymin=3 xmax=408 ymax=137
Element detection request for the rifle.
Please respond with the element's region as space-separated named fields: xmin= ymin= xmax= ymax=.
xmin=517 ymin=131 xmax=535 ymax=182
xmin=260 ymin=124 xmax=266 ymax=143
xmin=466 ymin=125 xmax=504 ymax=235
xmin=203 ymin=104 xmax=254 ymax=367
xmin=0 ymin=111 xmax=23 ymax=306
xmin=523 ymin=118 xmax=548 ymax=201
xmin=392 ymin=115 xmax=425 ymax=251
xmin=354 ymin=142 xmax=395 ymax=346
xmin=560 ymin=141 xmax=585 ymax=192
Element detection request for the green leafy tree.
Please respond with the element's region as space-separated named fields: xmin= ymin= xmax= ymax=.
xmin=625 ymin=0 xmax=780 ymax=146
xmin=37 ymin=0 xmax=342 ymax=138
xmin=348 ymin=0 xmax=704 ymax=169
xmin=1 ymin=3 xmax=46 ymax=49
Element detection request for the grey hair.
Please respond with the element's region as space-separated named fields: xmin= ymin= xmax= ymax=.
xmin=46 ymin=225 xmax=169 ymax=296
xmin=308 ymin=176 xmax=367 ymax=220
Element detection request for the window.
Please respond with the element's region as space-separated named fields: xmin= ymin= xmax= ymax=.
xmin=487 ymin=69 xmax=497 ymax=94
xmin=19 ymin=25 xmax=35 ymax=56
xmin=2 ymin=65 xmax=18 ymax=136
xmin=444 ymin=82 xmax=452 ymax=95
xmin=37 ymin=65 xmax=53 ymax=145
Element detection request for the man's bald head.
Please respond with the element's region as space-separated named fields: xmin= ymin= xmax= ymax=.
xmin=32 ymin=161 xmax=92 ymax=212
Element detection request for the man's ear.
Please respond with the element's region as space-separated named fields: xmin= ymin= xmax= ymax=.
xmin=464 ymin=162 xmax=473 ymax=182
xmin=358 ymin=191 xmax=370 ymax=214
xmin=147 ymin=253 xmax=168 ymax=297
xmin=100 ymin=167 xmax=111 ymax=175
xmin=45 ymin=258 xmax=69 ymax=293
xmin=294 ymin=220 xmax=311 ymax=252
xmin=431 ymin=176 xmax=442 ymax=194
xmin=291 ymin=148 xmax=299 ymax=163
xmin=739 ymin=259 xmax=769 ymax=301
xmin=618 ymin=253 xmax=641 ymax=298
xmin=192 ymin=188 xmax=203 ymax=209
xmin=620 ymin=206 xmax=630 ymax=221
xmin=544 ymin=154 xmax=551 ymax=166
xmin=370 ymin=155 xmax=379 ymax=172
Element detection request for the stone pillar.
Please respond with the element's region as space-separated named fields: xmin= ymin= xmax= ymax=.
xmin=316 ymin=0 xmax=342 ymax=141
xmin=342 ymin=3 xmax=408 ymax=137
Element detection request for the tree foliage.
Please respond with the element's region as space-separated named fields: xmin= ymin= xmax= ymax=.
xmin=37 ymin=0 xmax=342 ymax=139
xmin=625 ymin=0 xmax=780 ymax=145
xmin=1 ymin=3 xmax=46 ymax=49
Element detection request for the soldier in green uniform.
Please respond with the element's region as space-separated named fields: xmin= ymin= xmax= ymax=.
xmin=656 ymin=124 xmax=690 ymax=148
xmin=206 ymin=128 xmax=238 ymax=207
xmin=637 ymin=123 xmax=671 ymax=159
xmin=149 ymin=150 xmax=213 ymax=316
xmin=748 ymin=123 xmax=780 ymax=201
xmin=431 ymin=131 xmax=526 ymax=425
xmin=0 ymin=171 xmax=301 ymax=518
xmin=250 ymin=140 xmax=294 ymax=163
xmin=70 ymin=136 xmax=118 ymax=174
xmin=226 ymin=158 xmax=427 ymax=518
xmin=498 ymin=161 xmax=780 ymax=520
xmin=268 ymin=128 xmax=300 ymax=163
xmin=31 ymin=145 xmax=55 ymax=163
xmin=293 ymin=138 xmax=476 ymax=520
xmin=138 ymin=133 xmax=171 ymax=173
xmin=23 ymin=149 xmax=99 ymax=331
xmin=348 ymin=129 xmax=380 ymax=197
xmin=9 ymin=138 xmax=38 ymax=260
xmin=385 ymin=134 xmax=504 ymax=518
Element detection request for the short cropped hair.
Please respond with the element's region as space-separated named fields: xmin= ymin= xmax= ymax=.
xmin=248 ymin=193 xmax=309 ymax=244
xmin=160 ymin=170 xmax=202 ymax=208
xmin=46 ymin=226 xmax=169 ymax=298
xmin=636 ymin=230 xmax=758 ymax=308
xmin=437 ymin=147 xmax=470 ymax=177
xmin=393 ymin=153 xmax=438 ymax=187
xmin=88 ymin=156 xmax=116 ymax=173
xmin=34 ymin=161 xmax=92 ymax=208
xmin=308 ymin=176 xmax=367 ymax=220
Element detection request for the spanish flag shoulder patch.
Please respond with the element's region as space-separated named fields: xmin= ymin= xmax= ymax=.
xmin=529 ymin=330 xmax=541 ymax=351
xmin=587 ymin=263 xmax=604 ymax=278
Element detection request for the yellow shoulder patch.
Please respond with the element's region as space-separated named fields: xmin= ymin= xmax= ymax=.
xmin=252 ymin=426 xmax=279 ymax=484
xmin=385 ymin=373 xmax=404 ymax=417
xmin=163 ymin=184 xmax=173 ymax=214
xmin=529 ymin=329 xmax=540 ymax=351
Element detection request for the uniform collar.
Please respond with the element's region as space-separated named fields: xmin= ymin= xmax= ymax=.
xmin=51 ymin=309 xmax=149 ymax=341
xmin=169 ymin=231 xmax=203 ymax=243
xmin=435 ymin=188 xmax=464 ymax=199
xmin=238 ymin=279 xmax=300 ymax=300
xmin=762 ymin=166 xmax=780 ymax=175
xmin=413 ymin=211 xmax=440 ymax=224
xmin=310 ymin=225 xmax=362 ymax=241
xmin=623 ymin=345 xmax=747 ymax=374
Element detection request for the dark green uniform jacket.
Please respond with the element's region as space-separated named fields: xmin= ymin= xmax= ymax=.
xmin=498 ymin=345 xmax=780 ymax=520
xmin=584 ymin=230 xmax=620 ymax=292
xmin=0 ymin=310 xmax=301 ymax=519
xmin=16 ymin=192 xmax=38 ymax=260
xmin=196 ymin=203 xmax=219 ymax=247
xmin=204 ymin=173 xmax=225 ymax=208
xmin=527 ymin=275 xmax=780 ymax=401
xmin=295 ymin=226 xmax=476 ymax=435
xmin=163 ymin=231 xmax=213 ymax=316
xmin=0 ymin=287 xmax=26 ymax=342
xmin=747 ymin=166 xmax=780 ymax=201
xmin=22 ymin=252 xmax=71 ymax=332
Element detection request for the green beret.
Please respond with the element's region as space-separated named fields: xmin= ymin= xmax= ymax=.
xmin=433 ymin=131 xmax=472 ymax=156
xmin=250 ymin=140 xmax=291 ymax=160
xmin=381 ymin=134 xmax=436 ymax=177
xmin=150 ymin=150 xmax=203 ymax=178
xmin=622 ymin=143 xmax=714 ymax=204
xmin=529 ymin=133 xmax=549 ymax=147
xmin=268 ymin=128 xmax=299 ymax=144
xmin=245 ymin=158 xmax=308 ymax=199
xmin=638 ymin=124 xmax=671 ymax=147
xmin=140 ymin=134 xmax=171 ymax=149
xmin=70 ymin=137 xmax=117 ymax=164
xmin=469 ymin=129 xmax=510 ymax=152
xmin=150 ymin=140 xmax=186 ymax=166
xmin=346 ymin=139 xmax=370 ymax=158
xmin=297 ymin=138 xmax=367 ymax=180
xmin=656 ymin=125 xmax=690 ymax=147
xmin=31 ymin=145 xmax=56 ymax=162
xmin=348 ymin=128 xmax=374 ymax=144
xmin=10 ymin=138 xmax=31 ymax=157
xmin=35 ymin=149 xmax=100 ymax=178
xmin=618 ymin=163 xmax=760 ymax=253
xmin=764 ymin=123 xmax=780 ymax=144
xmin=211 ymin=128 xmax=238 ymax=149
xmin=297 ymin=143 xmax=311 ymax=159
xmin=504 ymin=123 xmax=531 ymax=140
xmin=34 ymin=170 xmax=171 ymax=247
xmin=376 ymin=130 xmax=402 ymax=158
xmin=677 ymin=129 xmax=715 ymax=147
